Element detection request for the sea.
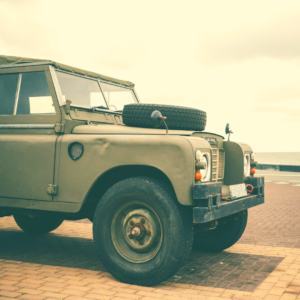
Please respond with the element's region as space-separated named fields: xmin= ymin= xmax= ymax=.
xmin=256 ymin=152 xmax=300 ymax=166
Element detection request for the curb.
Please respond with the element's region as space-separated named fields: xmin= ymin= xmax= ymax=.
xmin=255 ymin=164 xmax=300 ymax=173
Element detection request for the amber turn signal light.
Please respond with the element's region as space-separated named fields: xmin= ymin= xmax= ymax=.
xmin=251 ymin=168 xmax=256 ymax=175
xmin=195 ymin=171 xmax=202 ymax=181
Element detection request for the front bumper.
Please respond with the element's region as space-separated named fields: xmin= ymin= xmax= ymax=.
xmin=193 ymin=177 xmax=264 ymax=223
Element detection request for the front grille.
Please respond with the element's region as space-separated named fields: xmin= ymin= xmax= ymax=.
xmin=218 ymin=149 xmax=225 ymax=179
xmin=210 ymin=145 xmax=225 ymax=181
xmin=211 ymin=147 xmax=218 ymax=181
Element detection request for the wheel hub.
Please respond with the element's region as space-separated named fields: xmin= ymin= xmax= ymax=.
xmin=130 ymin=226 xmax=141 ymax=237
xmin=111 ymin=203 xmax=163 ymax=263
xmin=129 ymin=223 xmax=145 ymax=239
xmin=123 ymin=209 xmax=159 ymax=253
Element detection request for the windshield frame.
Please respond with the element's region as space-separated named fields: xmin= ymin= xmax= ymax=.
xmin=49 ymin=66 xmax=139 ymax=113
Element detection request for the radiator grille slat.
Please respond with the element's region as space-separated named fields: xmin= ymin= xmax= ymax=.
xmin=218 ymin=149 xmax=225 ymax=179
xmin=211 ymin=148 xmax=218 ymax=181
xmin=209 ymin=146 xmax=225 ymax=181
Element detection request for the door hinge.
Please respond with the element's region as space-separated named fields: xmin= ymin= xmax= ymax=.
xmin=65 ymin=99 xmax=72 ymax=114
xmin=47 ymin=184 xmax=58 ymax=195
xmin=55 ymin=123 xmax=65 ymax=133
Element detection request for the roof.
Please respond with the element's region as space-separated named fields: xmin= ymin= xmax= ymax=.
xmin=0 ymin=55 xmax=134 ymax=88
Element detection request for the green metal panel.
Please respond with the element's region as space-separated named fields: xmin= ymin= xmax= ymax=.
xmin=0 ymin=134 xmax=57 ymax=201
xmin=55 ymin=134 xmax=197 ymax=206
xmin=223 ymin=141 xmax=252 ymax=186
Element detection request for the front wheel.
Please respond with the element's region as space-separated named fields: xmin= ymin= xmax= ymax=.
xmin=193 ymin=210 xmax=248 ymax=252
xmin=13 ymin=214 xmax=64 ymax=234
xmin=93 ymin=177 xmax=193 ymax=286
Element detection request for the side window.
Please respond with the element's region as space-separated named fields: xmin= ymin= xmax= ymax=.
xmin=17 ymin=71 xmax=55 ymax=115
xmin=0 ymin=73 xmax=19 ymax=115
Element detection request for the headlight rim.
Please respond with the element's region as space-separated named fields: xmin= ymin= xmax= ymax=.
xmin=244 ymin=154 xmax=251 ymax=176
xmin=200 ymin=152 xmax=211 ymax=182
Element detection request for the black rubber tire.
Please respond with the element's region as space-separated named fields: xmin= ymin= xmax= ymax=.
xmin=122 ymin=103 xmax=206 ymax=131
xmin=93 ymin=177 xmax=193 ymax=286
xmin=193 ymin=210 xmax=248 ymax=252
xmin=13 ymin=214 xmax=64 ymax=234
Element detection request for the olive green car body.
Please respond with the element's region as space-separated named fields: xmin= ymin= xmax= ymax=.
xmin=0 ymin=58 xmax=260 ymax=222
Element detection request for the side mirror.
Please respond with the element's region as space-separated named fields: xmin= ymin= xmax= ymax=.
xmin=225 ymin=123 xmax=233 ymax=141
xmin=151 ymin=110 xmax=169 ymax=134
xmin=151 ymin=110 xmax=163 ymax=127
xmin=225 ymin=123 xmax=230 ymax=134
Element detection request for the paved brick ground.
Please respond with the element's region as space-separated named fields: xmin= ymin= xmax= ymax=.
xmin=169 ymin=252 xmax=283 ymax=291
xmin=239 ymin=182 xmax=300 ymax=248
xmin=0 ymin=182 xmax=299 ymax=300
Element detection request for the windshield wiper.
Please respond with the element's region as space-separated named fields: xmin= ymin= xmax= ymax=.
xmin=90 ymin=106 xmax=109 ymax=111
xmin=94 ymin=106 xmax=109 ymax=110
xmin=90 ymin=106 xmax=123 ymax=113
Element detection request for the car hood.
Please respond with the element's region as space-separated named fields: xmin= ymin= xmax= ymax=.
xmin=72 ymin=124 xmax=195 ymax=135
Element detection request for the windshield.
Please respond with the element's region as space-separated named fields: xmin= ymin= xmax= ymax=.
xmin=56 ymin=71 xmax=107 ymax=108
xmin=56 ymin=71 xmax=136 ymax=111
xmin=99 ymin=82 xmax=136 ymax=111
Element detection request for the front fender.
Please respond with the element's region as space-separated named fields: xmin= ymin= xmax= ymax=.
xmin=56 ymin=134 xmax=196 ymax=206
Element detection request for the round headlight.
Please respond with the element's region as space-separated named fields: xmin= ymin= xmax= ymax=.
xmin=68 ymin=142 xmax=84 ymax=161
xmin=200 ymin=154 xmax=209 ymax=179
xmin=250 ymin=152 xmax=256 ymax=160
xmin=244 ymin=155 xmax=250 ymax=176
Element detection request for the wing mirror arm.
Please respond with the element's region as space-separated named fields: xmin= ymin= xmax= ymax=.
xmin=161 ymin=117 xmax=169 ymax=135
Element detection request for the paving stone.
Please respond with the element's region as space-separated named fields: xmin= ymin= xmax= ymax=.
xmin=285 ymin=285 xmax=300 ymax=294
xmin=84 ymin=294 xmax=112 ymax=300
xmin=280 ymin=293 xmax=298 ymax=300
xmin=19 ymin=295 xmax=48 ymax=300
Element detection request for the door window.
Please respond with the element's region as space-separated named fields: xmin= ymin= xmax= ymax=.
xmin=17 ymin=72 xmax=55 ymax=115
xmin=0 ymin=73 xmax=19 ymax=115
xmin=0 ymin=71 xmax=55 ymax=116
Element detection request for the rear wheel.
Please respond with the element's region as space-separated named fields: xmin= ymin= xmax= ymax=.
xmin=13 ymin=214 xmax=64 ymax=234
xmin=93 ymin=177 xmax=193 ymax=286
xmin=193 ymin=210 xmax=247 ymax=252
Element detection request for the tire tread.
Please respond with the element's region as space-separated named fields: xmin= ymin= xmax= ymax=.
xmin=122 ymin=104 xmax=206 ymax=131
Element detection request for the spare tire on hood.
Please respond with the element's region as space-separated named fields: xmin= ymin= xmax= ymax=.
xmin=122 ymin=103 xmax=206 ymax=131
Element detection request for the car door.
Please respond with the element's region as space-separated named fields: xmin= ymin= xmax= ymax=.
xmin=0 ymin=66 xmax=61 ymax=201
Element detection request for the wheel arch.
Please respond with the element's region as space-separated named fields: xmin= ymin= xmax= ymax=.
xmin=79 ymin=165 xmax=177 ymax=219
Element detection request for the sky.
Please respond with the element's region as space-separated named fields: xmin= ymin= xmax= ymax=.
xmin=0 ymin=0 xmax=299 ymax=152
